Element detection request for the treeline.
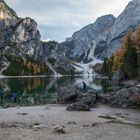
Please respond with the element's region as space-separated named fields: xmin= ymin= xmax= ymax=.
xmin=3 ymin=55 xmax=52 ymax=76
xmin=101 ymin=26 xmax=140 ymax=79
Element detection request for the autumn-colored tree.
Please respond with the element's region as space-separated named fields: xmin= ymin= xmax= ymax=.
xmin=135 ymin=26 xmax=140 ymax=78
xmin=101 ymin=29 xmax=138 ymax=79
xmin=121 ymin=30 xmax=137 ymax=78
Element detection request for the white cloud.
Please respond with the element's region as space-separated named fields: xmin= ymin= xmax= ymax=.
xmin=5 ymin=0 xmax=131 ymax=41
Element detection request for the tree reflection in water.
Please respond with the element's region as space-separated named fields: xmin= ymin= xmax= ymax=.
xmin=0 ymin=76 xmax=122 ymax=108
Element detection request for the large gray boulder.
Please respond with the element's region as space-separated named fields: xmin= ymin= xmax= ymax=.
xmin=112 ymin=69 xmax=127 ymax=81
xmin=66 ymin=93 xmax=97 ymax=111
xmin=108 ymin=87 xmax=140 ymax=108
xmin=66 ymin=102 xmax=90 ymax=111
xmin=57 ymin=86 xmax=79 ymax=104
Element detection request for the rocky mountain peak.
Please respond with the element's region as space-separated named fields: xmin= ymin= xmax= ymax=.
xmin=0 ymin=0 xmax=41 ymax=59
xmin=0 ymin=0 xmax=17 ymax=20
xmin=94 ymin=0 xmax=140 ymax=59
xmin=64 ymin=14 xmax=116 ymax=62
xmin=94 ymin=14 xmax=116 ymax=26
xmin=127 ymin=0 xmax=140 ymax=7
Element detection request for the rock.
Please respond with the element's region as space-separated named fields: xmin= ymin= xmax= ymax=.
xmin=66 ymin=102 xmax=90 ymax=111
xmin=82 ymin=124 xmax=90 ymax=128
xmin=53 ymin=125 xmax=66 ymax=134
xmin=112 ymin=69 xmax=127 ymax=81
xmin=66 ymin=121 xmax=76 ymax=125
xmin=76 ymin=93 xmax=97 ymax=108
xmin=57 ymin=86 xmax=79 ymax=104
xmin=92 ymin=123 xmax=98 ymax=127
xmin=123 ymin=80 xmax=139 ymax=87
xmin=17 ymin=113 xmax=27 ymax=116
xmin=65 ymin=92 xmax=97 ymax=111
xmin=97 ymin=94 xmax=111 ymax=103
xmin=108 ymin=86 xmax=140 ymax=108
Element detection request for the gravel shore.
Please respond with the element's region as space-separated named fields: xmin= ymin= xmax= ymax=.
xmin=0 ymin=104 xmax=140 ymax=140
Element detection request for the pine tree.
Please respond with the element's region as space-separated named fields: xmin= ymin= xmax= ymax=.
xmin=101 ymin=58 xmax=109 ymax=76
xmin=102 ymin=29 xmax=138 ymax=79
xmin=121 ymin=30 xmax=137 ymax=78
xmin=135 ymin=26 xmax=140 ymax=79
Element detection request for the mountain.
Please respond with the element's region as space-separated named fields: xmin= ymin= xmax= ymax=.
xmin=63 ymin=14 xmax=116 ymax=62
xmin=95 ymin=0 xmax=140 ymax=59
xmin=61 ymin=0 xmax=140 ymax=60
xmin=0 ymin=0 xmax=75 ymax=75
xmin=0 ymin=0 xmax=52 ymax=75
xmin=0 ymin=0 xmax=140 ymax=76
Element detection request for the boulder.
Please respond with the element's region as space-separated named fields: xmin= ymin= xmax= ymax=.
xmin=66 ymin=102 xmax=90 ymax=111
xmin=108 ymin=87 xmax=140 ymax=108
xmin=76 ymin=93 xmax=97 ymax=107
xmin=57 ymin=86 xmax=79 ymax=104
xmin=53 ymin=125 xmax=66 ymax=134
xmin=97 ymin=94 xmax=111 ymax=103
xmin=112 ymin=69 xmax=127 ymax=81
xmin=66 ymin=93 xmax=97 ymax=111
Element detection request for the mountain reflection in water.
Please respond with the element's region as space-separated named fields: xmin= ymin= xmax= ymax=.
xmin=0 ymin=76 xmax=121 ymax=108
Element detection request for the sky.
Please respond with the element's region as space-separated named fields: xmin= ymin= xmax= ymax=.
xmin=5 ymin=0 xmax=131 ymax=42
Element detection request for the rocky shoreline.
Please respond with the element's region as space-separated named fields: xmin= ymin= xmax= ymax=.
xmin=0 ymin=80 xmax=139 ymax=140
xmin=57 ymin=81 xmax=140 ymax=111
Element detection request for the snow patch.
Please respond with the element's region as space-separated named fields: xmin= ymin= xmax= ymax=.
xmin=72 ymin=58 xmax=103 ymax=76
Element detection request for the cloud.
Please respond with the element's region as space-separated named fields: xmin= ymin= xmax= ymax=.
xmin=5 ymin=0 xmax=130 ymax=42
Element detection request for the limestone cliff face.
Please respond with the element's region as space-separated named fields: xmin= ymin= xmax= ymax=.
xmin=64 ymin=15 xmax=116 ymax=62
xmin=0 ymin=0 xmax=47 ymax=75
xmin=62 ymin=0 xmax=140 ymax=60
xmin=42 ymin=41 xmax=75 ymax=75
xmin=0 ymin=0 xmax=41 ymax=58
xmin=0 ymin=0 xmax=17 ymax=22
xmin=0 ymin=0 xmax=17 ymax=48
xmin=0 ymin=0 xmax=74 ymax=75
xmin=95 ymin=0 xmax=140 ymax=59
xmin=9 ymin=17 xmax=41 ymax=58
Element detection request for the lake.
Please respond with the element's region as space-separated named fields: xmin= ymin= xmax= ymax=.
xmin=0 ymin=76 xmax=122 ymax=108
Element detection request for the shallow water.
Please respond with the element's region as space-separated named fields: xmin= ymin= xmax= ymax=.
xmin=0 ymin=76 xmax=122 ymax=107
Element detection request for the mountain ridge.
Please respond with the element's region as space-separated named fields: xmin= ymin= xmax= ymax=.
xmin=0 ymin=0 xmax=140 ymax=75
